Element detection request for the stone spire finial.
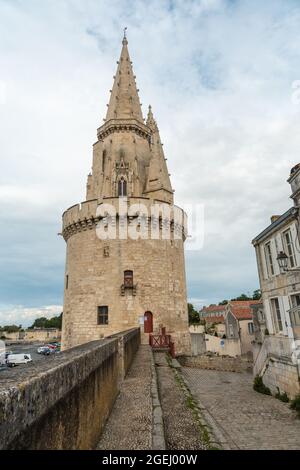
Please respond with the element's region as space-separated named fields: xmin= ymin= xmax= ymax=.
xmin=146 ymin=105 xmax=158 ymax=131
xmin=144 ymin=106 xmax=173 ymax=199
xmin=123 ymin=27 xmax=128 ymax=45
xmin=105 ymin=31 xmax=143 ymax=122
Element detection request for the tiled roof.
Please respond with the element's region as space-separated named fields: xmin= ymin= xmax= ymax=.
xmin=229 ymin=300 xmax=261 ymax=307
xmin=230 ymin=308 xmax=253 ymax=320
xmin=202 ymin=315 xmax=225 ymax=324
xmin=227 ymin=300 xmax=259 ymax=321
xmin=200 ymin=305 xmax=226 ymax=312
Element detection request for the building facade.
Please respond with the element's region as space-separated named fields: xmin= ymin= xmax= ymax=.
xmin=224 ymin=301 xmax=257 ymax=356
xmin=252 ymin=164 xmax=300 ymax=397
xmin=199 ymin=304 xmax=226 ymax=319
xmin=61 ymin=35 xmax=191 ymax=354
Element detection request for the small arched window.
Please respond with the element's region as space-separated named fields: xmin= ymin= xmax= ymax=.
xmin=118 ymin=177 xmax=127 ymax=197
xmin=124 ymin=270 xmax=133 ymax=288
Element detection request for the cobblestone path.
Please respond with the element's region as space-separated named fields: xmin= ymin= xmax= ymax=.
xmin=97 ymin=345 xmax=152 ymax=450
xmin=154 ymin=353 xmax=214 ymax=450
xmin=183 ymin=367 xmax=300 ymax=450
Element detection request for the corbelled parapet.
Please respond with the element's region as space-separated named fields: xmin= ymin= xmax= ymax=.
xmin=62 ymin=197 xmax=188 ymax=242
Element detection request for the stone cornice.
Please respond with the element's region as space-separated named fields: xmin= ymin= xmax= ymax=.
xmin=97 ymin=118 xmax=151 ymax=142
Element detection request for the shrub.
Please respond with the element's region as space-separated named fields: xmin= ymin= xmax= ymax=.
xmin=253 ymin=375 xmax=271 ymax=395
xmin=275 ymin=388 xmax=289 ymax=403
xmin=290 ymin=394 xmax=300 ymax=418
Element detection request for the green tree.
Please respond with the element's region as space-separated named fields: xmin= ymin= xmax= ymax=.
xmin=231 ymin=293 xmax=252 ymax=301
xmin=218 ymin=300 xmax=228 ymax=305
xmin=252 ymin=289 xmax=261 ymax=300
xmin=0 ymin=324 xmax=21 ymax=333
xmin=188 ymin=303 xmax=200 ymax=324
xmin=29 ymin=313 xmax=63 ymax=330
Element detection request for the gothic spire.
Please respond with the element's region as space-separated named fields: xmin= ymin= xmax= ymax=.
xmin=144 ymin=106 xmax=173 ymax=201
xmin=106 ymin=32 xmax=144 ymax=123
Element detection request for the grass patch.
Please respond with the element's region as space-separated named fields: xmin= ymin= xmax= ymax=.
xmin=290 ymin=394 xmax=300 ymax=418
xmin=253 ymin=375 xmax=271 ymax=395
xmin=166 ymin=354 xmax=220 ymax=450
xmin=275 ymin=388 xmax=289 ymax=403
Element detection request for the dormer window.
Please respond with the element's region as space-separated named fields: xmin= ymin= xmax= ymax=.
xmin=118 ymin=177 xmax=127 ymax=197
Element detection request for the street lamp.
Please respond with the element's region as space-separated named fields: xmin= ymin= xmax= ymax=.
xmin=277 ymin=251 xmax=288 ymax=271
xmin=277 ymin=251 xmax=300 ymax=273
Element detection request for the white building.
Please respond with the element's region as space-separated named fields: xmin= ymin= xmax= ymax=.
xmin=252 ymin=164 xmax=300 ymax=398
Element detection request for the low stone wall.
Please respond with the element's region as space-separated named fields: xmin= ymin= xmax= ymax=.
xmin=0 ymin=328 xmax=140 ymax=450
xmin=261 ymin=357 xmax=300 ymax=399
xmin=178 ymin=354 xmax=253 ymax=373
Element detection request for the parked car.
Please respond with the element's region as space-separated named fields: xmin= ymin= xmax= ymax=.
xmin=37 ymin=346 xmax=48 ymax=354
xmin=41 ymin=347 xmax=55 ymax=356
xmin=6 ymin=354 xmax=32 ymax=367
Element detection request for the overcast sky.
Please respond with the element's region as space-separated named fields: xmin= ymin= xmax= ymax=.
xmin=1 ymin=0 xmax=300 ymax=326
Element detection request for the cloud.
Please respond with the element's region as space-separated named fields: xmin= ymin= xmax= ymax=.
xmin=1 ymin=0 xmax=300 ymax=321
xmin=0 ymin=305 xmax=62 ymax=328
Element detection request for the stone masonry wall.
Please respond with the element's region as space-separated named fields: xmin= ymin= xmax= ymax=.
xmin=0 ymin=328 xmax=140 ymax=450
xmin=62 ymin=201 xmax=191 ymax=355
xmin=261 ymin=358 xmax=300 ymax=399
xmin=178 ymin=355 xmax=253 ymax=373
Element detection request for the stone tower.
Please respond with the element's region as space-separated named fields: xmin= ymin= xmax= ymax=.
xmin=61 ymin=34 xmax=191 ymax=354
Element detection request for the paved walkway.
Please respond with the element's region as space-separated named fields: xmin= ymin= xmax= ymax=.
xmin=183 ymin=367 xmax=300 ymax=450
xmin=97 ymin=345 xmax=152 ymax=450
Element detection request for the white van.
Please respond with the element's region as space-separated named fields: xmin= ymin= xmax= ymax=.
xmin=6 ymin=354 xmax=32 ymax=367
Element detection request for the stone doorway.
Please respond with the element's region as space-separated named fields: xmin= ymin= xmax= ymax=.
xmin=144 ymin=311 xmax=153 ymax=333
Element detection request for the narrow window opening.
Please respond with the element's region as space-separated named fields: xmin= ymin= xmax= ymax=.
xmin=118 ymin=177 xmax=127 ymax=197
xmin=102 ymin=150 xmax=106 ymax=174
xmin=98 ymin=306 xmax=108 ymax=325
xmin=124 ymin=270 xmax=133 ymax=288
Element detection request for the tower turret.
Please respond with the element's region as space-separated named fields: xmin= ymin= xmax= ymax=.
xmin=62 ymin=33 xmax=191 ymax=356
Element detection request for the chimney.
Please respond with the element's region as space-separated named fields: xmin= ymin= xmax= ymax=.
xmin=270 ymin=215 xmax=281 ymax=224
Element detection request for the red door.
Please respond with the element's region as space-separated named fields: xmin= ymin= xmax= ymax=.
xmin=144 ymin=311 xmax=153 ymax=333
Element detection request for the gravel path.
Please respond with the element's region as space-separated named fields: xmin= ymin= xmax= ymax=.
xmin=97 ymin=345 xmax=152 ymax=450
xmin=154 ymin=352 xmax=212 ymax=450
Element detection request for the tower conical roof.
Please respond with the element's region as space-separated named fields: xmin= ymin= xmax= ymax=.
xmin=145 ymin=106 xmax=173 ymax=197
xmin=106 ymin=34 xmax=144 ymax=123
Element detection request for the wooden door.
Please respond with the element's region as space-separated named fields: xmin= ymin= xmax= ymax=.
xmin=144 ymin=311 xmax=153 ymax=333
